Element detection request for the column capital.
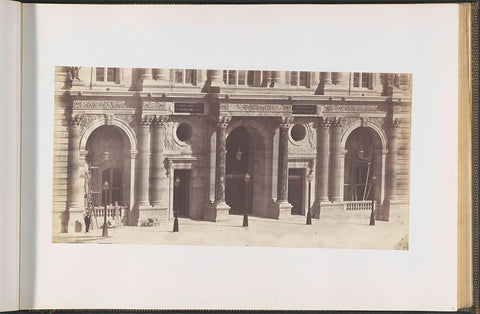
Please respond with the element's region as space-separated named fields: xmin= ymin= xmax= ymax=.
xmin=153 ymin=115 xmax=169 ymax=126
xmin=278 ymin=116 xmax=294 ymax=129
xmin=140 ymin=115 xmax=154 ymax=127
xmin=389 ymin=118 xmax=401 ymax=128
xmin=317 ymin=117 xmax=332 ymax=128
xmin=216 ymin=115 xmax=231 ymax=128
xmin=330 ymin=117 xmax=343 ymax=128
xmin=70 ymin=116 xmax=83 ymax=127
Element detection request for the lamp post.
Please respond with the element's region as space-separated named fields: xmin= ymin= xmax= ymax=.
xmin=306 ymin=171 xmax=313 ymax=225
xmin=173 ymin=176 xmax=180 ymax=232
xmin=102 ymin=180 xmax=109 ymax=237
xmin=370 ymin=175 xmax=376 ymax=226
xmin=243 ymin=172 xmax=250 ymax=227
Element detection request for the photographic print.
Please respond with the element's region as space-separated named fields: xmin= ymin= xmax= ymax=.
xmin=52 ymin=67 xmax=412 ymax=250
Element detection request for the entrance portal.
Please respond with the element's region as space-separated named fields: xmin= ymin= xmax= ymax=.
xmin=226 ymin=127 xmax=253 ymax=215
xmin=288 ymin=168 xmax=304 ymax=215
xmin=173 ymin=169 xmax=191 ymax=217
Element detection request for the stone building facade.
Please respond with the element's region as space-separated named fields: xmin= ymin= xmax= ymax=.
xmin=53 ymin=67 xmax=412 ymax=233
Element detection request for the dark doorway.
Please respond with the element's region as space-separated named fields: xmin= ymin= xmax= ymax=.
xmin=173 ymin=169 xmax=191 ymax=217
xmin=226 ymin=127 xmax=253 ymax=215
xmin=102 ymin=168 xmax=122 ymax=205
xmin=288 ymin=168 xmax=304 ymax=215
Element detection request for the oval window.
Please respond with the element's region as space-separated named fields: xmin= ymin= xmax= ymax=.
xmin=291 ymin=124 xmax=307 ymax=142
xmin=176 ymin=123 xmax=192 ymax=142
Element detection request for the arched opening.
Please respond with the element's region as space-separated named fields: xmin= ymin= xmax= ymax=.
xmin=225 ymin=127 xmax=254 ymax=214
xmin=343 ymin=127 xmax=382 ymax=202
xmin=85 ymin=125 xmax=131 ymax=207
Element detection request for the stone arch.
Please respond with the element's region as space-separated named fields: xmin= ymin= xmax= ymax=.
xmin=225 ymin=118 xmax=270 ymax=217
xmin=79 ymin=116 xmax=137 ymax=152
xmin=226 ymin=119 xmax=267 ymax=149
xmin=341 ymin=119 xmax=387 ymax=152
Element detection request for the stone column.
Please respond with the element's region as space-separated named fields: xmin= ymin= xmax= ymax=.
xmin=215 ymin=115 xmax=230 ymax=203
xmin=205 ymin=70 xmax=225 ymax=92
xmin=206 ymin=115 xmax=231 ymax=221
xmin=329 ymin=118 xmax=343 ymax=202
xmin=386 ymin=119 xmax=400 ymax=200
xmin=320 ymin=72 xmax=332 ymax=85
xmin=141 ymin=68 xmax=153 ymax=80
xmin=152 ymin=69 xmax=170 ymax=84
xmin=271 ymin=116 xmax=293 ymax=218
xmin=136 ymin=116 xmax=152 ymax=207
xmin=317 ymin=118 xmax=330 ymax=202
xmin=332 ymin=72 xmax=343 ymax=85
xmin=277 ymin=116 xmax=292 ymax=201
xmin=151 ymin=115 xmax=168 ymax=206
xmin=271 ymin=71 xmax=286 ymax=88
xmin=67 ymin=117 xmax=83 ymax=210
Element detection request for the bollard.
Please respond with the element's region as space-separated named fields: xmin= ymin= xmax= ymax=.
xmin=173 ymin=210 xmax=179 ymax=232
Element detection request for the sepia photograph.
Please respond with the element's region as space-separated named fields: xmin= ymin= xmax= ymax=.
xmin=52 ymin=66 xmax=412 ymax=250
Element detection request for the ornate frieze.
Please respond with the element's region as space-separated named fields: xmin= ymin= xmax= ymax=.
xmin=323 ymin=104 xmax=381 ymax=113
xmin=73 ymin=100 xmax=127 ymax=110
xmin=220 ymin=103 xmax=292 ymax=114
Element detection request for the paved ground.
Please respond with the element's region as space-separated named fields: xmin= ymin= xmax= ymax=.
xmin=52 ymin=215 xmax=409 ymax=250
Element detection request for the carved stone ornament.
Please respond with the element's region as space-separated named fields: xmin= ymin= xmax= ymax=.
xmin=70 ymin=116 xmax=83 ymax=126
xmin=390 ymin=118 xmax=401 ymax=128
xmin=105 ymin=114 xmax=114 ymax=125
xmin=216 ymin=115 xmax=232 ymax=128
xmin=279 ymin=116 xmax=294 ymax=128
xmin=361 ymin=117 xmax=369 ymax=128
xmin=79 ymin=114 xmax=101 ymax=133
xmin=330 ymin=117 xmax=343 ymax=128
xmin=140 ymin=115 xmax=154 ymax=126
xmin=317 ymin=117 xmax=331 ymax=128
xmin=72 ymin=100 xmax=127 ymax=110
xmin=220 ymin=103 xmax=292 ymax=113
xmin=322 ymin=104 xmax=380 ymax=113
xmin=153 ymin=115 xmax=169 ymax=126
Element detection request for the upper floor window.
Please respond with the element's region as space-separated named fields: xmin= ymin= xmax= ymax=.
xmin=353 ymin=72 xmax=372 ymax=89
xmin=290 ymin=71 xmax=308 ymax=87
xmin=174 ymin=69 xmax=196 ymax=85
xmin=223 ymin=70 xmax=254 ymax=86
xmin=96 ymin=67 xmax=118 ymax=83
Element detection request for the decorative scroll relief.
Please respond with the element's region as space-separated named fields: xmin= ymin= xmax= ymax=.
xmin=142 ymin=101 xmax=171 ymax=110
xmin=79 ymin=114 xmax=102 ymax=133
xmin=220 ymin=103 xmax=292 ymax=113
xmin=73 ymin=100 xmax=127 ymax=110
xmin=323 ymin=104 xmax=381 ymax=113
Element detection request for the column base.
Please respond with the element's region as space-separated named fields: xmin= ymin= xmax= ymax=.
xmin=317 ymin=202 xmax=345 ymax=220
xmin=131 ymin=205 xmax=168 ymax=226
xmin=317 ymin=83 xmax=349 ymax=96
xmin=204 ymin=79 xmax=225 ymax=93
xmin=382 ymin=199 xmax=409 ymax=224
xmin=204 ymin=201 xmax=231 ymax=222
xmin=62 ymin=208 xmax=85 ymax=233
xmin=141 ymin=79 xmax=170 ymax=90
xmin=310 ymin=200 xmax=331 ymax=219
xmin=270 ymin=200 xmax=293 ymax=219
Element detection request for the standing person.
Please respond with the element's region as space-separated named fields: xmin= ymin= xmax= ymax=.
xmin=84 ymin=211 xmax=91 ymax=233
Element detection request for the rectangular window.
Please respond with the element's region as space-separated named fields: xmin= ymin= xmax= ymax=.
xmin=96 ymin=68 xmax=105 ymax=82
xmin=247 ymin=71 xmax=255 ymax=86
xmin=185 ymin=69 xmax=194 ymax=84
xmin=175 ymin=70 xmax=183 ymax=84
xmin=353 ymin=72 xmax=360 ymax=87
xmin=290 ymin=71 xmax=298 ymax=86
xmin=106 ymin=68 xmax=116 ymax=82
xmin=237 ymin=70 xmax=246 ymax=85
xmin=299 ymin=72 xmax=307 ymax=87
xmin=228 ymin=70 xmax=236 ymax=85
xmin=362 ymin=73 xmax=371 ymax=89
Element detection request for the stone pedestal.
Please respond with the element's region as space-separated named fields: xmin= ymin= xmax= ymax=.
xmin=204 ymin=201 xmax=231 ymax=222
xmin=205 ymin=70 xmax=225 ymax=93
xmin=65 ymin=209 xmax=85 ymax=233
xmin=317 ymin=202 xmax=345 ymax=220
xmin=271 ymin=200 xmax=293 ymax=219
xmin=136 ymin=205 xmax=168 ymax=226
xmin=383 ymin=199 xmax=409 ymax=224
